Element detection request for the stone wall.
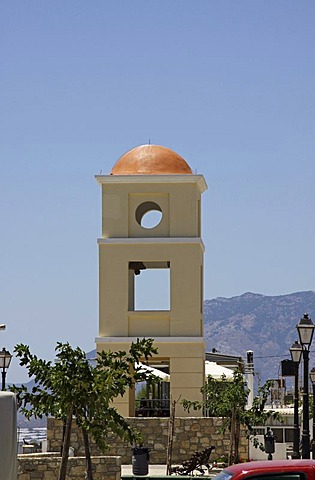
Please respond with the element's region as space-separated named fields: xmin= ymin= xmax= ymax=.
xmin=17 ymin=453 xmax=121 ymax=480
xmin=47 ymin=417 xmax=249 ymax=464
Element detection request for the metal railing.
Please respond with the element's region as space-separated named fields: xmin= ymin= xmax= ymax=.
xmin=135 ymin=398 xmax=170 ymax=417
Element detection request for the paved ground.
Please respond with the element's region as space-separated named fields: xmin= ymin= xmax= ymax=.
xmin=121 ymin=464 xmax=222 ymax=477
xmin=122 ymin=464 xmax=168 ymax=476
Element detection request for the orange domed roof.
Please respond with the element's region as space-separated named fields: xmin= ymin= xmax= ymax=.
xmin=110 ymin=144 xmax=192 ymax=175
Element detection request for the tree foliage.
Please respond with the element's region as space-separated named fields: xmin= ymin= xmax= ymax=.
xmin=10 ymin=339 xmax=158 ymax=480
xmin=182 ymin=371 xmax=282 ymax=464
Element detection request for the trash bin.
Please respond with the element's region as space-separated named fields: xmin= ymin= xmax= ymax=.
xmin=132 ymin=446 xmax=150 ymax=475
xmin=264 ymin=428 xmax=275 ymax=460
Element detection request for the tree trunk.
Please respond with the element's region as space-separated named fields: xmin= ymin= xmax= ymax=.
xmin=82 ymin=427 xmax=93 ymax=480
xmin=60 ymin=419 xmax=66 ymax=456
xmin=234 ymin=418 xmax=241 ymax=464
xmin=58 ymin=408 xmax=73 ymax=480
xmin=229 ymin=407 xmax=236 ymax=465
xmin=166 ymin=399 xmax=176 ymax=475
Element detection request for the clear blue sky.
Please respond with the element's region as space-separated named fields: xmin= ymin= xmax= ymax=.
xmin=1 ymin=1 xmax=315 ymax=382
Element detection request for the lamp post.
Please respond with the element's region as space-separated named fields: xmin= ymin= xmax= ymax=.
xmin=290 ymin=340 xmax=302 ymax=458
xmin=0 ymin=347 xmax=12 ymax=390
xmin=296 ymin=313 xmax=315 ymax=459
xmin=310 ymin=367 xmax=315 ymax=459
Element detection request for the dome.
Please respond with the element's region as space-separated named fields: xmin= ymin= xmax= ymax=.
xmin=110 ymin=144 xmax=192 ymax=175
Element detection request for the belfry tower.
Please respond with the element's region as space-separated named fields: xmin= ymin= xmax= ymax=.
xmin=95 ymin=145 xmax=207 ymax=417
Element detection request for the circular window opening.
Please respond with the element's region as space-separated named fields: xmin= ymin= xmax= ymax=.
xmin=136 ymin=201 xmax=163 ymax=229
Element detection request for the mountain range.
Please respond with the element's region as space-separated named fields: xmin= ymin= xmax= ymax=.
xmin=204 ymin=290 xmax=315 ymax=383
xmin=15 ymin=290 xmax=315 ymax=427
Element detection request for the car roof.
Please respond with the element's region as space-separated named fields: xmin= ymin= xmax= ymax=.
xmin=225 ymin=460 xmax=315 ymax=474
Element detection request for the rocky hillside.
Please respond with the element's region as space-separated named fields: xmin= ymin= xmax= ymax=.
xmin=204 ymin=291 xmax=315 ymax=382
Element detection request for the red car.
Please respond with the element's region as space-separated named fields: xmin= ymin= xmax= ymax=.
xmin=213 ymin=460 xmax=315 ymax=480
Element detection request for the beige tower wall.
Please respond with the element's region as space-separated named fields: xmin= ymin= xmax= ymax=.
xmin=96 ymin=339 xmax=205 ymax=417
xmin=100 ymin=177 xmax=204 ymax=239
xmin=98 ymin=241 xmax=204 ymax=337
xmin=96 ymin=173 xmax=207 ymax=417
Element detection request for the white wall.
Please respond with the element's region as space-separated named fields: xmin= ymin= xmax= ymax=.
xmin=0 ymin=392 xmax=17 ymax=480
xmin=249 ymin=435 xmax=287 ymax=461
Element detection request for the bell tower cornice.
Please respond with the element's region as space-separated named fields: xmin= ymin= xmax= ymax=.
xmin=95 ymin=174 xmax=207 ymax=193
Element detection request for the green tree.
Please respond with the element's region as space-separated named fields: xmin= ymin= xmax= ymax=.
xmin=10 ymin=339 xmax=158 ymax=480
xmin=182 ymin=371 xmax=281 ymax=464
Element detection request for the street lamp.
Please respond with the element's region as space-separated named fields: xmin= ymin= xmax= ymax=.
xmin=296 ymin=313 xmax=315 ymax=459
xmin=0 ymin=347 xmax=12 ymax=390
xmin=310 ymin=367 xmax=315 ymax=459
xmin=290 ymin=340 xmax=302 ymax=458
